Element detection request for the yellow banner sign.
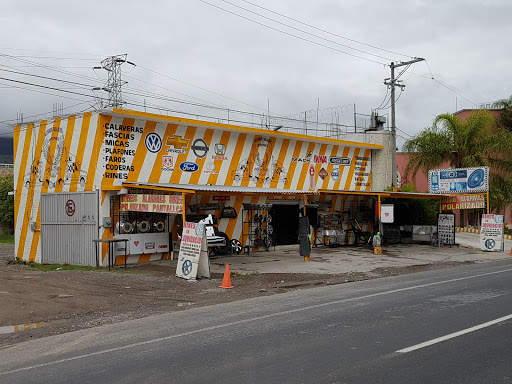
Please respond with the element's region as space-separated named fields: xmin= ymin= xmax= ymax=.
xmin=120 ymin=194 xmax=183 ymax=214
xmin=441 ymin=194 xmax=486 ymax=211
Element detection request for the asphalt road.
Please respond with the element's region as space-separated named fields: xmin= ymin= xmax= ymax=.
xmin=1 ymin=259 xmax=512 ymax=384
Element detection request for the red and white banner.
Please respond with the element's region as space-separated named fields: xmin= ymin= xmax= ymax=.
xmin=120 ymin=194 xmax=183 ymax=214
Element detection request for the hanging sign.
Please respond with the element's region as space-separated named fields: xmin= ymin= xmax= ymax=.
xmin=440 ymin=194 xmax=486 ymax=211
xmin=176 ymin=221 xmax=209 ymax=280
xmin=380 ymin=204 xmax=394 ymax=223
xmin=120 ymin=194 xmax=183 ymax=214
xmin=480 ymin=214 xmax=504 ymax=252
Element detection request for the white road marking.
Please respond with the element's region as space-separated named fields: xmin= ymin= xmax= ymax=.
xmin=2 ymin=267 xmax=512 ymax=375
xmin=397 ymin=314 xmax=512 ymax=354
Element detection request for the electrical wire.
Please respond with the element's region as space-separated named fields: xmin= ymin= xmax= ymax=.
xmin=237 ymin=0 xmax=412 ymax=59
xmin=216 ymin=0 xmax=397 ymax=62
xmin=197 ymin=0 xmax=387 ymax=65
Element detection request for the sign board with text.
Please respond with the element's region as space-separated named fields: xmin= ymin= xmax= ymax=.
xmin=480 ymin=214 xmax=504 ymax=252
xmin=437 ymin=213 xmax=455 ymax=245
xmin=429 ymin=167 xmax=489 ymax=194
xmin=120 ymin=194 xmax=183 ymax=214
xmin=176 ymin=222 xmax=209 ymax=280
xmin=440 ymin=194 xmax=486 ymax=211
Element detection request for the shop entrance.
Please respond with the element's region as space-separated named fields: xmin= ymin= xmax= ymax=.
xmin=272 ymin=204 xmax=300 ymax=245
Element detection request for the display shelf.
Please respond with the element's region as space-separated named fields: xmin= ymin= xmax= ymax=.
xmin=242 ymin=203 xmax=275 ymax=255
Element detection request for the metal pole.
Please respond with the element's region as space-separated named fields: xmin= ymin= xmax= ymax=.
xmin=390 ymin=62 xmax=397 ymax=189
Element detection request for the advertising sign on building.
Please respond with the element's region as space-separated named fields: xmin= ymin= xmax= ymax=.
xmin=480 ymin=214 xmax=504 ymax=252
xmin=120 ymin=194 xmax=183 ymax=214
xmin=380 ymin=204 xmax=394 ymax=223
xmin=176 ymin=222 xmax=209 ymax=280
xmin=440 ymin=194 xmax=486 ymax=211
xmin=437 ymin=213 xmax=455 ymax=245
xmin=428 ymin=167 xmax=489 ymax=194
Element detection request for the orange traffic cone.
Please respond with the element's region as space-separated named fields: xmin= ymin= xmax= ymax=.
xmin=509 ymin=247 xmax=512 ymax=256
xmin=219 ymin=264 xmax=234 ymax=289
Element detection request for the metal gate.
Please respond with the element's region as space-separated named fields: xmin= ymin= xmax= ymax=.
xmin=41 ymin=191 xmax=98 ymax=266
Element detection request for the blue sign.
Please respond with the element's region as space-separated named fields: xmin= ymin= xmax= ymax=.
xmin=145 ymin=132 xmax=162 ymax=153
xmin=180 ymin=162 xmax=199 ymax=172
xmin=429 ymin=167 xmax=489 ymax=194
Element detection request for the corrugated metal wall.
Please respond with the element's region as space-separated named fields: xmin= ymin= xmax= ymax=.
xmin=41 ymin=191 xmax=98 ymax=266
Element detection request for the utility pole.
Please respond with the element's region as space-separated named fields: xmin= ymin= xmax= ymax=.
xmin=383 ymin=57 xmax=425 ymax=188
xmin=93 ymin=54 xmax=135 ymax=109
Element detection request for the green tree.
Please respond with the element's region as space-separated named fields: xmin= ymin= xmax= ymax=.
xmin=0 ymin=174 xmax=14 ymax=234
xmin=404 ymin=110 xmax=512 ymax=215
xmin=493 ymin=95 xmax=512 ymax=132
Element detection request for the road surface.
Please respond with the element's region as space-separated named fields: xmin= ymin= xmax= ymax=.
xmin=1 ymin=258 xmax=511 ymax=383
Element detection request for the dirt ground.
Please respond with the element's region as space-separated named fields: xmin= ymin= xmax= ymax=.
xmin=0 ymin=243 xmax=472 ymax=348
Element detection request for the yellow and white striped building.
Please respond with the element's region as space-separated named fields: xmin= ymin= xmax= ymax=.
xmin=14 ymin=109 xmax=388 ymax=266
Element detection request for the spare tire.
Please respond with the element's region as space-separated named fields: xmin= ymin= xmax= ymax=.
xmin=214 ymin=232 xmax=232 ymax=256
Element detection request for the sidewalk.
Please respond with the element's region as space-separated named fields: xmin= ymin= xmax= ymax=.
xmin=210 ymin=233 xmax=511 ymax=275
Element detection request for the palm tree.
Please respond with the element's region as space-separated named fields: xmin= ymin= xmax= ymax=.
xmin=404 ymin=109 xmax=512 ymax=216
xmin=493 ymin=95 xmax=512 ymax=131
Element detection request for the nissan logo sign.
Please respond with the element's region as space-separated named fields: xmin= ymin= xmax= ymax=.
xmin=180 ymin=162 xmax=199 ymax=172
xmin=191 ymin=138 xmax=209 ymax=158
xmin=329 ymin=156 xmax=351 ymax=166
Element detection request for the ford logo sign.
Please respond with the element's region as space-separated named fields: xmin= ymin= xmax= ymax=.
xmin=180 ymin=162 xmax=199 ymax=172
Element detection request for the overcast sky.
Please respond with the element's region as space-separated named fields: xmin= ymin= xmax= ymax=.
xmin=1 ymin=0 xmax=511 ymax=148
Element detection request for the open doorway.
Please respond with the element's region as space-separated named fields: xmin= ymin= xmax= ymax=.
xmin=271 ymin=204 xmax=300 ymax=245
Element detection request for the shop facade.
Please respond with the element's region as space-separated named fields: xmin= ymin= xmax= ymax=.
xmin=14 ymin=109 xmax=386 ymax=266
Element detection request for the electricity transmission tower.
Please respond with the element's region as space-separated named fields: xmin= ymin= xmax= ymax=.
xmin=93 ymin=54 xmax=135 ymax=109
xmin=383 ymin=57 xmax=425 ymax=188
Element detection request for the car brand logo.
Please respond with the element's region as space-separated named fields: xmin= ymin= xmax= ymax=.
xmin=191 ymin=138 xmax=209 ymax=158
xmin=166 ymin=135 xmax=189 ymax=149
xmin=180 ymin=162 xmax=199 ymax=172
xmin=331 ymin=168 xmax=340 ymax=181
xmin=318 ymin=168 xmax=328 ymax=180
xmin=329 ymin=156 xmax=351 ymax=166
xmin=215 ymin=143 xmax=226 ymax=155
xmin=145 ymin=132 xmax=162 ymax=153
xmin=314 ymin=155 xmax=327 ymax=164
xmin=161 ymin=155 xmax=174 ymax=171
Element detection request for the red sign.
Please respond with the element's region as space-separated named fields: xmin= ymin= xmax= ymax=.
xmin=213 ymin=196 xmax=230 ymax=201
xmin=65 ymin=200 xmax=75 ymax=217
xmin=314 ymin=155 xmax=327 ymax=164
xmin=318 ymin=168 xmax=328 ymax=180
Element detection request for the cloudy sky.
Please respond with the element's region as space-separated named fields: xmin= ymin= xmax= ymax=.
xmin=1 ymin=0 xmax=511 ymax=148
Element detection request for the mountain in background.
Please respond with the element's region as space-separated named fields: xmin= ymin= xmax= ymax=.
xmin=0 ymin=137 xmax=13 ymax=164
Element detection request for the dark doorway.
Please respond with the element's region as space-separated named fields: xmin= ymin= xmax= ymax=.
xmin=271 ymin=204 xmax=300 ymax=245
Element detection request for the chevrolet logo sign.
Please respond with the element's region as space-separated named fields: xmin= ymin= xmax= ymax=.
xmin=166 ymin=135 xmax=189 ymax=149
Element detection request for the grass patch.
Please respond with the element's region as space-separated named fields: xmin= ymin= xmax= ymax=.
xmin=7 ymin=258 xmax=105 ymax=271
xmin=0 ymin=234 xmax=14 ymax=244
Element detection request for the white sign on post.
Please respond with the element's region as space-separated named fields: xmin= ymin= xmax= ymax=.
xmin=480 ymin=214 xmax=504 ymax=252
xmin=176 ymin=222 xmax=210 ymax=280
xmin=380 ymin=204 xmax=394 ymax=223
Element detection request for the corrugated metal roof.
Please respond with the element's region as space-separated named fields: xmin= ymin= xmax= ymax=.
xmin=122 ymin=181 xmax=313 ymax=194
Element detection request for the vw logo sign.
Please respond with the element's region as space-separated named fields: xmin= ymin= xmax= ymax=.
xmin=180 ymin=162 xmax=199 ymax=172
xmin=191 ymin=138 xmax=209 ymax=158
xmin=145 ymin=132 xmax=162 ymax=153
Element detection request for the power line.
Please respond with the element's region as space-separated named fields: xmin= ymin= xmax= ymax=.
xmin=197 ymin=0 xmax=387 ymax=65
xmin=237 ymin=0 xmax=412 ymax=59
xmin=216 ymin=0 xmax=397 ymax=62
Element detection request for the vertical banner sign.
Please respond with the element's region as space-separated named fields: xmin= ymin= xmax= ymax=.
xmin=380 ymin=204 xmax=394 ymax=223
xmin=437 ymin=213 xmax=455 ymax=245
xmin=176 ymin=222 xmax=209 ymax=280
xmin=480 ymin=214 xmax=504 ymax=252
